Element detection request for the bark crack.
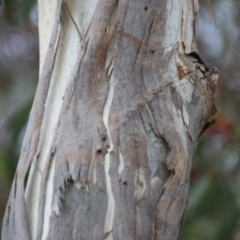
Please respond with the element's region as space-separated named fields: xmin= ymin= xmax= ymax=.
xmin=63 ymin=0 xmax=82 ymax=41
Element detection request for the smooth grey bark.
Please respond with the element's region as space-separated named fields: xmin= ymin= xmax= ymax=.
xmin=2 ymin=0 xmax=217 ymax=240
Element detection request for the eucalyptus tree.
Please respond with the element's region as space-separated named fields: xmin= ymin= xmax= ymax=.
xmin=2 ymin=0 xmax=217 ymax=239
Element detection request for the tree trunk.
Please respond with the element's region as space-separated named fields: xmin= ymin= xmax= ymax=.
xmin=2 ymin=0 xmax=217 ymax=239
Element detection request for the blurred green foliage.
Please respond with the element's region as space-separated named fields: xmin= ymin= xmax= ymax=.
xmin=3 ymin=0 xmax=36 ymax=24
xmin=0 ymin=0 xmax=240 ymax=239
xmin=179 ymin=140 xmax=240 ymax=240
xmin=0 ymin=0 xmax=38 ymax=231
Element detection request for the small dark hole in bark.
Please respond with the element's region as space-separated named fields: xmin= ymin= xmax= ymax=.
xmin=68 ymin=178 xmax=73 ymax=183
xmin=169 ymin=169 xmax=174 ymax=173
xmin=102 ymin=137 xmax=106 ymax=141
xmin=123 ymin=181 xmax=127 ymax=185
xmin=187 ymin=52 xmax=206 ymax=67
xmin=97 ymin=149 xmax=102 ymax=154
xmin=144 ymin=7 xmax=148 ymax=11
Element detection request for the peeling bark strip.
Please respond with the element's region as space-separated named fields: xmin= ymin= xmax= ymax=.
xmin=2 ymin=0 xmax=217 ymax=240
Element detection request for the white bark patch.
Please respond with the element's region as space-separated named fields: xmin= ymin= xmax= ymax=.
xmin=24 ymin=4 xmax=62 ymax=238
xmin=105 ymin=232 xmax=114 ymax=240
xmin=182 ymin=105 xmax=189 ymax=126
xmin=182 ymin=0 xmax=194 ymax=54
xmin=102 ymin=5 xmax=117 ymax=235
xmin=134 ymin=169 xmax=147 ymax=202
xmin=150 ymin=176 xmax=160 ymax=186
xmin=68 ymin=0 xmax=98 ymax=38
xmin=74 ymin=180 xmax=82 ymax=190
xmin=118 ymin=150 xmax=125 ymax=175
xmin=168 ymin=53 xmax=194 ymax=104
xmin=92 ymin=161 xmax=97 ymax=185
xmin=52 ymin=195 xmax=60 ymax=215
xmin=164 ymin=0 xmax=196 ymax=54
xmin=74 ymin=180 xmax=89 ymax=191
xmin=178 ymin=78 xmax=194 ymax=103
xmin=38 ymin=0 xmax=58 ymax=72
xmin=103 ymin=69 xmax=115 ymax=235
xmin=25 ymin=0 xmax=99 ymax=238
xmin=171 ymin=106 xmax=188 ymax=155
xmin=41 ymin=156 xmax=56 ymax=240
xmin=163 ymin=0 xmax=182 ymax=53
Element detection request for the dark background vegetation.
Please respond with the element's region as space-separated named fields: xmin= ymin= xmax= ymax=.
xmin=0 ymin=0 xmax=240 ymax=239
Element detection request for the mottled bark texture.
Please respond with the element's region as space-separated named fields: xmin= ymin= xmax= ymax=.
xmin=2 ymin=0 xmax=217 ymax=240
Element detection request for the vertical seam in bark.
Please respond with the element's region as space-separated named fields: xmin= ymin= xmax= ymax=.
xmin=103 ymin=68 xmax=115 ymax=238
